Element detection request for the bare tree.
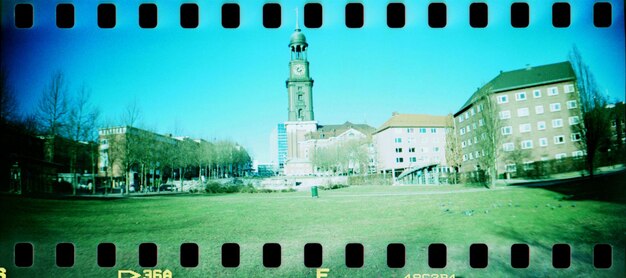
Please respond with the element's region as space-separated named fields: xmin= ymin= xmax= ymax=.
xmin=65 ymin=85 xmax=100 ymax=194
xmin=444 ymin=114 xmax=462 ymax=183
xmin=569 ymin=46 xmax=611 ymax=177
xmin=37 ymin=71 xmax=69 ymax=136
xmin=121 ymin=99 xmax=142 ymax=127
xmin=0 ymin=66 xmax=18 ymax=123
xmin=475 ymin=95 xmax=503 ymax=188
xmin=505 ymin=138 xmax=532 ymax=177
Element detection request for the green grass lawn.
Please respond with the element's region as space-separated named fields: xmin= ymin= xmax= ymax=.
xmin=1 ymin=172 xmax=625 ymax=277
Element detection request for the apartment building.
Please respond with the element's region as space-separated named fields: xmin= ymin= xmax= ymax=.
xmin=454 ymin=61 xmax=584 ymax=176
xmin=373 ymin=113 xmax=449 ymax=179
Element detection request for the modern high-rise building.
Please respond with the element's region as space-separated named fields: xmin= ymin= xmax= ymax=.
xmin=269 ymin=123 xmax=288 ymax=171
xmin=454 ymin=61 xmax=584 ymax=177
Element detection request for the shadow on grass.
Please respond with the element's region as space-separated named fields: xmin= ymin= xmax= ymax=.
xmin=522 ymin=170 xmax=626 ymax=204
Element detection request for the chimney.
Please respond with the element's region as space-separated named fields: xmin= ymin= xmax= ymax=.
xmin=392 ymin=111 xmax=399 ymax=116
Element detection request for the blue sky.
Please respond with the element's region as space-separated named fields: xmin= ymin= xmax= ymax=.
xmin=2 ymin=0 xmax=624 ymax=162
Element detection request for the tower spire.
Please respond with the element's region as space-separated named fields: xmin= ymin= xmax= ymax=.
xmin=295 ymin=8 xmax=300 ymax=30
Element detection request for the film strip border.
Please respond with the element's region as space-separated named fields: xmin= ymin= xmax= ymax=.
xmin=11 ymin=242 xmax=615 ymax=269
xmin=11 ymin=2 xmax=614 ymax=29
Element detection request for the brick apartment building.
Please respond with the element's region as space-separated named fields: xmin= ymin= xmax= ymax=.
xmin=454 ymin=61 xmax=584 ymax=177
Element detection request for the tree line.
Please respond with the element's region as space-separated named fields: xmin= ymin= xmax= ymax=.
xmin=1 ymin=68 xmax=251 ymax=194
xmin=103 ymin=127 xmax=251 ymax=194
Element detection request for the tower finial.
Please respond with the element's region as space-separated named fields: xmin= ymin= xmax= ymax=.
xmin=295 ymin=8 xmax=299 ymax=30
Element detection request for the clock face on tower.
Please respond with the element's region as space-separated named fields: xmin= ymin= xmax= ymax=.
xmin=293 ymin=64 xmax=305 ymax=75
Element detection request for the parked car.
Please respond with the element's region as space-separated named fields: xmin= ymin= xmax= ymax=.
xmin=159 ymin=184 xmax=177 ymax=192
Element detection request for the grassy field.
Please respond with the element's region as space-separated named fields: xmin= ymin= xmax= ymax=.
xmin=1 ymin=172 xmax=625 ymax=277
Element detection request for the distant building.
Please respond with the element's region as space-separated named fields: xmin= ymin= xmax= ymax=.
xmin=1 ymin=123 xmax=98 ymax=194
xmin=269 ymin=123 xmax=288 ymax=172
xmin=454 ymin=61 xmax=585 ymax=177
xmin=98 ymin=126 xmax=178 ymax=189
xmin=373 ymin=113 xmax=450 ymax=183
xmin=302 ymin=121 xmax=376 ymax=175
xmin=608 ymin=102 xmax=625 ymax=148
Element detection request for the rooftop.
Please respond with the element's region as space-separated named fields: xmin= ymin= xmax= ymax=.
xmin=456 ymin=61 xmax=576 ymax=115
xmin=374 ymin=114 xmax=449 ymax=134
xmin=305 ymin=121 xmax=376 ymax=140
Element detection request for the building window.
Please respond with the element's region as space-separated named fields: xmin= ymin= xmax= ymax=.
xmin=554 ymin=135 xmax=565 ymax=144
xmin=550 ymin=103 xmax=561 ymax=112
xmin=555 ymin=153 xmax=567 ymax=159
xmin=459 ymin=127 xmax=465 ymax=135
xmin=516 ymin=92 xmax=527 ymax=101
xmin=394 ymin=138 xmax=402 ymax=143
xmin=461 ymin=141 xmax=466 ymax=148
xmin=396 ymin=157 xmax=404 ymax=163
xmin=552 ymin=119 xmax=563 ymax=128
xmin=521 ymin=140 xmax=533 ymax=149
xmin=533 ymin=89 xmax=541 ymax=98
xmin=474 ymin=151 xmax=479 ymax=158
xmin=565 ymin=84 xmax=575 ymax=93
xmin=497 ymin=95 xmax=509 ymax=104
xmin=459 ymin=116 xmax=464 ymax=123
xmin=537 ymin=121 xmax=546 ymax=130
xmin=431 ymin=128 xmax=437 ymax=133
xmin=535 ymin=105 xmax=544 ymax=114
xmin=472 ymin=123 xmax=477 ymax=129
xmin=517 ymin=107 xmax=529 ymax=117
xmin=463 ymin=154 xmax=468 ymax=161
xmin=477 ymin=104 xmax=483 ymax=112
xmin=474 ymin=136 xmax=478 ymax=143
xmin=523 ymin=161 xmax=534 ymax=170
xmin=501 ymin=126 xmax=513 ymax=135
xmin=465 ymin=112 xmax=469 ymax=119
xmin=499 ymin=110 xmax=511 ymax=119
xmin=395 ymin=148 xmax=403 ymax=153
xmin=571 ymin=133 xmax=581 ymax=141
xmin=569 ymin=116 xmax=580 ymax=125
xmin=421 ymin=147 xmax=429 ymax=153
xmin=548 ymin=87 xmax=559 ymax=96
xmin=466 ymin=125 xmax=471 ymax=133
xmin=409 ymin=157 xmax=417 ymax=162
xmin=519 ymin=123 xmax=531 ymax=133
xmin=505 ymin=164 xmax=517 ymax=172
xmin=503 ymin=142 xmax=514 ymax=152
xmin=433 ymin=147 xmax=440 ymax=152
xmin=567 ymin=100 xmax=577 ymax=109
xmin=407 ymin=128 xmax=414 ymax=133
xmin=470 ymin=108 xmax=475 ymax=116
xmin=479 ymin=119 xmax=484 ymax=126
xmin=419 ymin=128 xmax=427 ymax=133
xmin=467 ymin=139 xmax=472 ymax=146
xmin=298 ymin=94 xmax=303 ymax=101
xmin=408 ymin=147 xmax=416 ymax=153
xmin=539 ymin=137 xmax=548 ymax=146
xmin=572 ymin=150 xmax=584 ymax=157
xmin=469 ymin=153 xmax=474 ymax=160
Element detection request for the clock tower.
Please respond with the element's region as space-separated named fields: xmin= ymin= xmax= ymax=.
xmin=286 ymin=23 xmax=314 ymax=121
xmin=283 ymin=17 xmax=317 ymax=176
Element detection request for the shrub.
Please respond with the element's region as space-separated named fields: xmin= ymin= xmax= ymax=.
xmin=319 ymin=184 xmax=349 ymax=190
xmin=204 ymin=181 xmax=294 ymax=194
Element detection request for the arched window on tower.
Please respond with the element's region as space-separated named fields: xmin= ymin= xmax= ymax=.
xmin=297 ymin=108 xmax=303 ymax=120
